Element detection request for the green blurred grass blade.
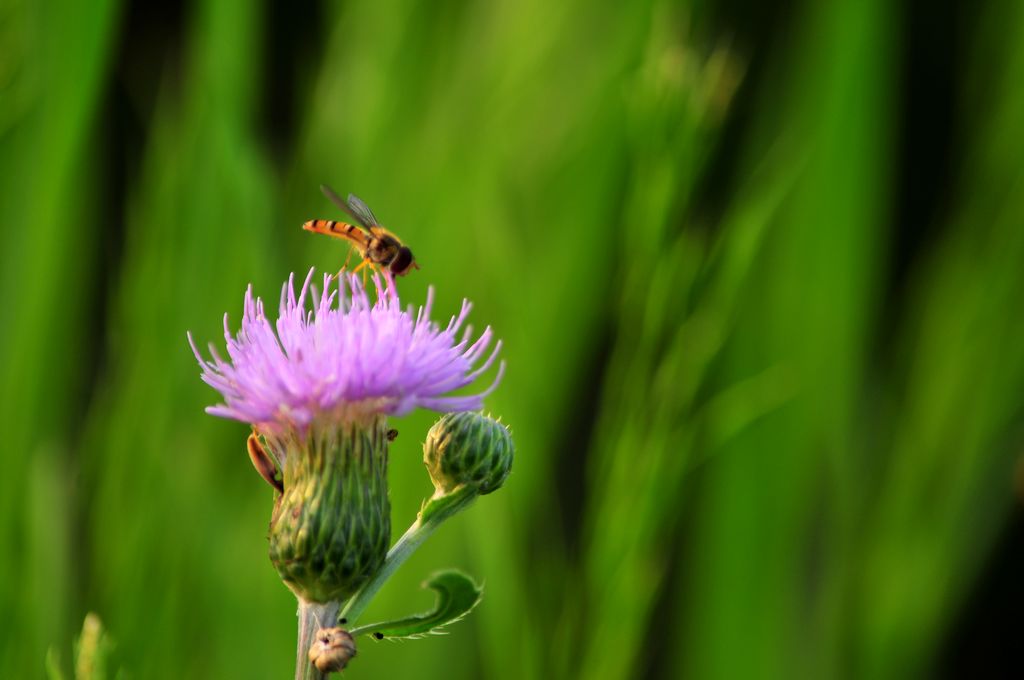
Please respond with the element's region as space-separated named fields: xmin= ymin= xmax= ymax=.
xmin=74 ymin=0 xmax=282 ymax=676
xmin=676 ymin=1 xmax=894 ymax=677
xmin=856 ymin=2 xmax=1024 ymax=676
xmin=0 ymin=0 xmax=120 ymax=674
xmin=577 ymin=6 xmax=747 ymax=678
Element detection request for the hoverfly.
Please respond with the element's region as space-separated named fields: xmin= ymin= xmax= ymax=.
xmin=303 ymin=185 xmax=417 ymax=277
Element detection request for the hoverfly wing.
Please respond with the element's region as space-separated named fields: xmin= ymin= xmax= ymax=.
xmin=344 ymin=193 xmax=380 ymax=228
xmin=320 ymin=184 xmax=377 ymax=230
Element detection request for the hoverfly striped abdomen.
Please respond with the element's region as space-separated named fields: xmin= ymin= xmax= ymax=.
xmin=302 ymin=219 xmax=366 ymax=241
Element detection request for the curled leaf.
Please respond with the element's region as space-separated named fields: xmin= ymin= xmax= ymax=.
xmin=349 ymin=570 xmax=482 ymax=640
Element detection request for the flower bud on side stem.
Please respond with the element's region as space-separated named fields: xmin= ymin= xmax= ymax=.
xmin=339 ymin=412 xmax=514 ymax=626
xmin=423 ymin=411 xmax=513 ymax=498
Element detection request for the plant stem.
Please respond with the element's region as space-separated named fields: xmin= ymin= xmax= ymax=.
xmin=339 ymin=486 xmax=477 ymax=625
xmin=296 ymin=600 xmax=339 ymax=680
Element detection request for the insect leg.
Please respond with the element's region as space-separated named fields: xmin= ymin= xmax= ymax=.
xmin=335 ymin=246 xmax=357 ymax=281
xmin=351 ymin=259 xmax=375 ymax=285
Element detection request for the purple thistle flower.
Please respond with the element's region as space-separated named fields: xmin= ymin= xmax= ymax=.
xmin=188 ymin=269 xmax=503 ymax=438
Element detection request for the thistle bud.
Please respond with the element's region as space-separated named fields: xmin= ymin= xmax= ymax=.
xmin=267 ymin=421 xmax=390 ymax=603
xmin=423 ymin=412 xmax=513 ymax=496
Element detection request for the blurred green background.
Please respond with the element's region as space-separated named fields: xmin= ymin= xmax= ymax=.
xmin=2 ymin=0 xmax=1024 ymax=677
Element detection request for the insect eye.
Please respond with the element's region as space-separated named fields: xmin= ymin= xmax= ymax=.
xmin=390 ymin=247 xmax=414 ymax=275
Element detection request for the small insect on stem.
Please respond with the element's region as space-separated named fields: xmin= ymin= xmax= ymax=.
xmin=301 ymin=185 xmax=418 ymax=280
xmin=247 ymin=433 xmax=283 ymax=494
xmin=308 ymin=627 xmax=357 ymax=673
xmin=386 ymin=429 xmax=399 ymax=442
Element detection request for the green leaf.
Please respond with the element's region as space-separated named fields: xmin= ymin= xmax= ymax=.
xmin=73 ymin=613 xmax=111 ymax=680
xmin=45 ymin=648 xmax=66 ymax=680
xmin=349 ymin=570 xmax=483 ymax=640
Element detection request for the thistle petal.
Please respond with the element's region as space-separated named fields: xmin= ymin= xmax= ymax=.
xmin=188 ymin=269 xmax=503 ymax=438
